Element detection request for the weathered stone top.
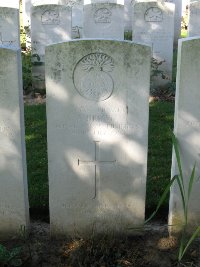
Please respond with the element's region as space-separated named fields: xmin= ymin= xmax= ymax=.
xmin=84 ymin=0 xmax=124 ymax=5
xmin=0 ymin=0 xmax=19 ymax=8
xmin=45 ymin=38 xmax=151 ymax=51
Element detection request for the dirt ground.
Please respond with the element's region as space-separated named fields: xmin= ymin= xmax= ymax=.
xmin=23 ymin=93 xmax=46 ymax=105
xmin=1 ymin=220 xmax=200 ymax=267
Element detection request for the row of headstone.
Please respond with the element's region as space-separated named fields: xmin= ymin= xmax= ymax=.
xmin=30 ymin=0 xmax=177 ymax=90
xmin=22 ymin=0 xmax=182 ymax=42
xmin=31 ymin=1 xmax=125 ymax=90
xmin=1 ymin=0 xmax=200 ymax=239
xmin=2 ymin=36 xmax=200 ymax=238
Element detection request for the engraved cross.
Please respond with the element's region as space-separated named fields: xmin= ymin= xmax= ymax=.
xmin=78 ymin=141 xmax=116 ymax=199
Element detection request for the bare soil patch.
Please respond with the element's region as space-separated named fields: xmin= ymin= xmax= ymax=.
xmin=23 ymin=93 xmax=46 ymax=105
xmin=1 ymin=221 xmax=200 ymax=267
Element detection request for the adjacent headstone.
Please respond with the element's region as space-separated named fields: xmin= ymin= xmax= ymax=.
xmin=83 ymin=1 xmax=124 ymax=39
xmin=169 ymin=37 xmax=200 ymax=234
xmin=61 ymin=0 xmax=84 ymax=38
xmin=133 ymin=1 xmax=175 ymax=88
xmin=0 ymin=47 xmax=29 ymax=239
xmin=71 ymin=2 xmax=83 ymax=38
xmin=31 ymin=4 xmax=72 ymax=90
xmin=188 ymin=1 xmax=200 ymax=37
xmin=165 ymin=0 xmax=182 ymax=45
xmin=46 ymin=39 xmax=151 ymax=236
xmin=22 ymin=0 xmax=83 ymax=40
xmin=124 ymin=0 xmax=134 ymax=33
xmin=0 ymin=0 xmax=19 ymax=8
xmin=0 ymin=6 xmax=20 ymax=48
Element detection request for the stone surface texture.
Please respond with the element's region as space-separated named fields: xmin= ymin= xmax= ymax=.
xmin=169 ymin=37 xmax=200 ymax=234
xmin=132 ymin=1 xmax=175 ymax=88
xmin=0 ymin=47 xmax=29 ymax=239
xmin=46 ymin=39 xmax=151 ymax=237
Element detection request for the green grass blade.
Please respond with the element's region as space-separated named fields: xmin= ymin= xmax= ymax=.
xmin=172 ymin=133 xmax=185 ymax=192
xmin=145 ymin=175 xmax=177 ymax=224
xmin=178 ymin=226 xmax=200 ymax=261
xmin=172 ymin=133 xmax=187 ymax=217
xmin=178 ymin=233 xmax=185 ymax=261
xmin=188 ymin=164 xmax=196 ymax=201
xmin=176 ymin=176 xmax=187 ymax=219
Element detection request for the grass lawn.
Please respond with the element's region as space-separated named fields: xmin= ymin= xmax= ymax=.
xmin=146 ymin=101 xmax=174 ymax=216
xmin=24 ymin=101 xmax=174 ymax=218
xmin=25 ymin=104 xmax=48 ymax=211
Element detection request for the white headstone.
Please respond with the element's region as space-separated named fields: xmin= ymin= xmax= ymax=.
xmin=46 ymin=39 xmax=151 ymax=236
xmin=188 ymin=1 xmax=200 ymax=37
xmin=83 ymin=2 xmax=124 ymax=39
xmin=129 ymin=0 xmax=182 ymax=41
xmin=0 ymin=47 xmax=29 ymax=239
xmin=124 ymin=0 xmax=133 ymax=33
xmin=72 ymin=3 xmax=83 ymax=38
xmin=165 ymin=0 xmax=182 ymax=45
xmin=31 ymin=4 xmax=72 ymax=90
xmin=0 ymin=0 xmax=19 ymax=8
xmin=0 ymin=7 xmax=20 ymax=48
xmin=61 ymin=0 xmax=84 ymax=38
xmin=132 ymin=1 xmax=175 ymax=88
xmin=23 ymin=0 xmax=60 ymax=27
xmin=169 ymin=37 xmax=200 ymax=234
xmin=22 ymin=0 xmax=83 ymax=39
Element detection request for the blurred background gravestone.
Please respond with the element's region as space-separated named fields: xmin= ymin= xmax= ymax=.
xmin=83 ymin=0 xmax=124 ymax=39
xmin=0 ymin=3 xmax=20 ymax=48
xmin=188 ymin=0 xmax=200 ymax=37
xmin=31 ymin=4 xmax=71 ymax=91
xmin=132 ymin=1 xmax=175 ymax=89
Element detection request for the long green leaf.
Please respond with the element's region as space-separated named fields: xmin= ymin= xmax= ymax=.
xmin=178 ymin=233 xmax=185 ymax=261
xmin=172 ymin=133 xmax=187 ymax=219
xmin=176 ymin=175 xmax=187 ymax=220
xmin=172 ymin=133 xmax=185 ymax=193
xmin=145 ymin=175 xmax=177 ymax=224
xmin=179 ymin=226 xmax=200 ymax=261
xmin=188 ymin=164 xmax=196 ymax=201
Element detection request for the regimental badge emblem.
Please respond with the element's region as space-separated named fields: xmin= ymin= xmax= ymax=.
xmin=73 ymin=53 xmax=115 ymax=101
